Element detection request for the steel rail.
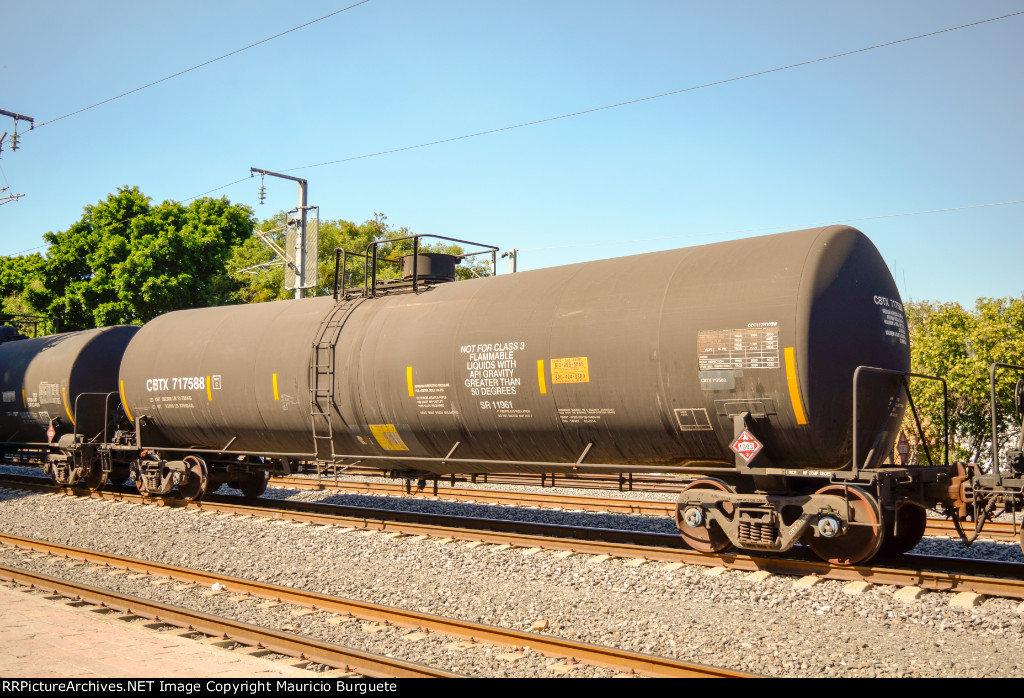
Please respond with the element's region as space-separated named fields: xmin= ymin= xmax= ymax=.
xmin=925 ymin=518 xmax=1020 ymax=541
xmin=4 ymin=469 xmax=1019 ymax=540
xmin=0 ymin=535 xmax=749 ymax=678
xmin=4 ymin=475 xmax=1024 ymax=599
xmin=0 ymin=563 xmax=457 ymax=678
xmin=269 ymin=475 xmax=1022 ymax=543
xmin=271 ymin=475 xmax=676 ymax=515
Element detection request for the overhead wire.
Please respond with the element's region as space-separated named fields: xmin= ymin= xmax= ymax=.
xmin=32 ymin=1 xmax=373 ymax=129
xmin=271 ymin=10 xmax=1024 ymax=175
xmin=180 ymin=9 xmax=1024 ymax=202
xmin=29 ymin=8 xmax=1024 ymax=204
xmin=8 ymin=244 xmax=46 ymax=255
xmin=185 ymin=177 xmax=253 ymax=202
xmin=12 ymin=10 xmax=1024 ymax=254
xmin=0 ymin=160 xmax=12 ymax=191
xmin=0 ymin=161 xmax=22 ymax=207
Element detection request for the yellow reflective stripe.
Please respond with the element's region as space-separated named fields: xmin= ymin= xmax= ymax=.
xmin=537 ymin=359 xmax=547 ymax=395
xmin=407 ymin=366 xmax=414 ymax=397
xmin=272 ymin=373 xmax=280 ymax=400
xmin=61 ymin=387 xmax=76 ymax=426
xmin=784 ymin=347 xmax=808 ymax=425
xmin=206 ymin=376 xmax=213 ymax=401
xmin=21 ymin=390 xmax=25 ymax=408
xmin=119 ymin=380 xmax=134 ymax=423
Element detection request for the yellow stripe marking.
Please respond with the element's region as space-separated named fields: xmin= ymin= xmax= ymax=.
xmin=537 ymin=359 xmax=547 ymax=395
xmin=272 ymin=373 xmax=280 ymax=401
xmin=61 ymin=387 xmax=76 ymax=426
xmin=206 ymin=376 xmax=213 ymax=401
xmin=407 ymin=366 xmax=414 ymax=397
xmin=119 ymin=381 xmax=134 ymax=423
xmin=784 ymin=347 xmax=808 ymax=425
xmin=21 ymin=390 xmax=26 ymax=408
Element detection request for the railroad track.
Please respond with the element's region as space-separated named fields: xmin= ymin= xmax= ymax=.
xmin=271 ymin=474 xmax=1023 ymax=542
xmin=273 ymin=474 xmax=675 ymax=515
xmin=7 ymin=467 xmax=1020 ymax=542
xmin=0 ymin=535 xmax=749 ymax=678
xmin=1 ymin=564 xmax=450 ymax=678
xmin=3 ymin=473 xmax=1024 ymax=601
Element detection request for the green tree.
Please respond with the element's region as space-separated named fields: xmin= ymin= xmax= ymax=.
xmin=0 ymin=253 xmax=51 ymax=333
xmin=0 ymin=253 xmax=44 ymax=314
xmin=905 ymin=297 xmax=1024 ymax=463
xmin=28 ymin=186 xmax=254 ymax=329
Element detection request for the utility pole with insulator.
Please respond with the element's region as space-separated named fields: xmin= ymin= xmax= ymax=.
xmin=249 ymin=167 xmax=315 ymax=299
xmin=0 ymin=109 xmax=33 ymax=205
xmin=501 ymin=248 xmax=518 ymax=273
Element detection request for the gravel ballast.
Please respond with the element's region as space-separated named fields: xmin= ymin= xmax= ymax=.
xmin=1 ymin=483 xmax=1023 ymax=677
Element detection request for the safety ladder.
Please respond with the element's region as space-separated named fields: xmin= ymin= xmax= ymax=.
xmin=309 ymin=298 xmax=364 ymax=459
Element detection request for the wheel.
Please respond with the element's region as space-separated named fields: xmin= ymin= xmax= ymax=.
xmin=808 ymin=485 xmax=884 ymax=565
xmin=235 ymin=472 xmax=269 ymax=499
xmin=82 ymin=464 xmax=107 ymax=492
xmin=878 ymin=502 xmax=927 ymax=556
xmin=177 ymin=455 xmax=209 ymax=502
xmin=675 ymin=478 xmax=735 ymax=553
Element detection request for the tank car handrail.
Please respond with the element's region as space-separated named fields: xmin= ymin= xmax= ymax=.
xmin=363 ymin=234 xmax=499 ymax=298
xmin=332 ymin=247 xmax=369 ymax=301
xmin=989 ymin=363 xmax=1024 ymax=476
xmin=852 ymin=366 xmax=948 ymax=475
xmin=73 ymin=391 xmax=118 ymax=444
xmin=0 ymin=312 xmax=59 ymax=337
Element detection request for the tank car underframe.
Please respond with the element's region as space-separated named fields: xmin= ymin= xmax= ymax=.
xmin=42 ymin=435 xmax=138 ymax=491
xmin=0 ymin=440 xmax=101 ymax=488
xmin=672 ymin=364 xmax=1024 ymax=563
xmin=948 ymin=363 xmax=1024 ymax=550
xmin=695 ymin=367 xmax=953 ymax=563
xmin=667 ymin=387 xmax=957 ymax=565
xmin=125 ymin=445 xmax=279 ymax=501
xmin=673 ymin=468 xmax=952 ymax=562
xmin=0 ymin=443 xmax=51 ymax=468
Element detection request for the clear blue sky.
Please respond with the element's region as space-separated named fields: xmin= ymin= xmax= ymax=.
xmin=2 ymin=1 xmax=1022 ymax=306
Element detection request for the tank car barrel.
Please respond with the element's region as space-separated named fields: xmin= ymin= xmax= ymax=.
xmin=28 ymin=224 xmax=1024 ymax=564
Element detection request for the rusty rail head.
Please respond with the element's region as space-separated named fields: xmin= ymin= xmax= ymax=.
xmin=0 ymin=534 xmax=751 ymax=678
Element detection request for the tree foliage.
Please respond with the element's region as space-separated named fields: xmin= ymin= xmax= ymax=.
xmin=7 ymin=189 xmax=491 ymax=333
xmin=0 ymin=253 xmax=45 ymax=316
xmin=28 ymin=186 xmax=254 ymax=329
xmin=905 ymin=297 xmax=1024 ymax=463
